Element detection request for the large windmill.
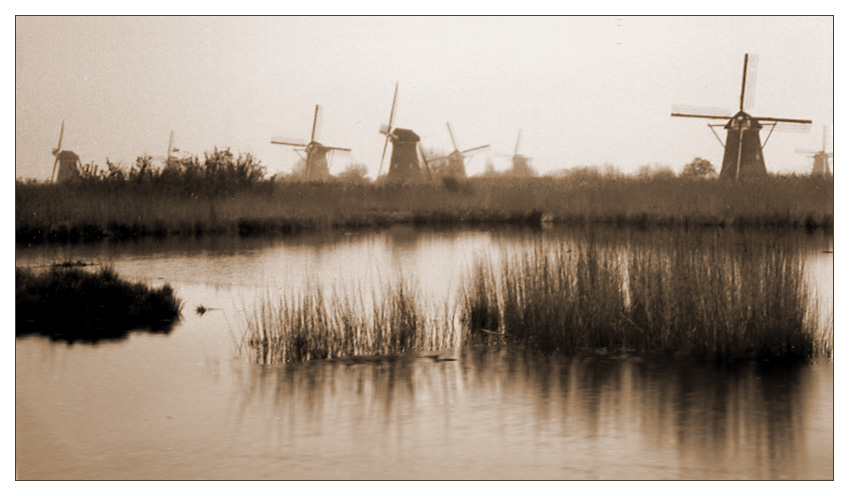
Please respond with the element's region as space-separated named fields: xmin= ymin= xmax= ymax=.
xmin=379 ymin=83 xmax=430 ymax=182
xmin=671 ymin=54 xmax=812 ymax=180
xmin=428 ymin=122 xmax=489 ymax=178
xmin=50 ymin=120 xmax=81 ymax=183
xmin=797 ymin=125 xmax=833 ymax=177
xmin=271 ymin=105 xmax=351 ymax=181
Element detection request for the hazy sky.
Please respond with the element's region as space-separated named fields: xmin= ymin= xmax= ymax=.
xmin=15 ymin=16 xmax=833 ymax=179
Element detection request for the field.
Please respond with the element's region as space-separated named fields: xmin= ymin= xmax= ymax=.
xmin=15 ymin=173 xmax=833 ymax=245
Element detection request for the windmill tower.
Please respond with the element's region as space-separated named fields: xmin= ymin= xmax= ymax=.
xmin=50 ymin=120 xmax=81 ymax=183
xmin=797 ymin=125 xmax=833 ymax=177
xmin=508 ymin=129 xmax=533 ymax=177
xmin=672 ymin=54 xmax=812 ymax=181
xmin=428 ymin=122 xmax=489 ymax=178
xmin=271 ymin=105 xmax=351 ymax=181
xmin=379 ymin=83 xmax=430 ymax=182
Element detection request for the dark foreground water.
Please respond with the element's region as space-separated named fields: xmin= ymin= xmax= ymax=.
xmin=15 ymin=226 xmax=833 ymax=480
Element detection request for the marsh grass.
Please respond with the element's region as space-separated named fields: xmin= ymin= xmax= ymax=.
xmin=16 ymin=175 xmax=833 ymax=244
xmin=242 ymin=236 xmax=829 ymax=364
xmin=15 ymin=266 xmax=182 ymax=342
xmin=464 ymin=239 xmax=830 ymax=361
xmin=242 ymin=281 xmax=461 ymax=364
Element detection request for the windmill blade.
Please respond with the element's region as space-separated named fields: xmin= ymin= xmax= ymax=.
xmin=378 ymin=83 xmax=399 ymax=176
xmin=56 ymin=120 xmax=65 ymax=151
xmin=738 ymin=53 xmax=749 ymax=112
xmin=388 ymin=82 xmax=398 ymax=130
xmin=671 ymin=112 xmax=733 ymax=120
xmin=461 ymin=144 xmax=490 ymax=155
xmin=514 ymin=129 xmax=522 ymax=156
xmin=325 ymin=146 xmax=352 ymax=152
xmin=311 ymin=104 xmax=320 ymax=142
xmin=754 ymin=116 xmax=812 ymax=124
xmin=822 ymin=125 xmax=829 ymax=151
xmin=743 ymin=53 xmax=759 ymax=111
xmin=796 ymin=148 xmax=819 ymax=154
xmin=671 ymin=104 xmax=735 ymax=118
xmin=271 ymin=137 xmax=308 ymax=147
xmin=50 ymin=156 xmax=60 ymax=182
xmin=447 ymin=122 xmax=459 ymax=151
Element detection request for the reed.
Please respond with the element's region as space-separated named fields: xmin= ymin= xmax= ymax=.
xmin=16 ymin=174 xmax=832 ymax=245
xmin=463 ymin=239 xmax=830 ymax=360
xmin=15 ymin=266 xmax=182 ymax=342
xmin=242 ymin=281 xmax=462 ymax=364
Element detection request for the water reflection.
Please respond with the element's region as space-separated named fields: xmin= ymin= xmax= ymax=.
xmin=230 ymin=348 xmax=831 ymax=479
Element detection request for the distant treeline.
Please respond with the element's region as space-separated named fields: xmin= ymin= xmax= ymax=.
xmin=16 ymin=151 xmax=833 ymax=244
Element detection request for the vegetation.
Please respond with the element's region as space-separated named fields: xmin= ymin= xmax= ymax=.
xmin=241 ymin=282 xmax=460 ymax=364
xmin=242 ymin=238 xmax=831 ymax=364
xmin=16 ymin=266 xmax=182 ymax=342
xmin=462 ymin=239 xmax=830 ymax=361
xmin=681 ymin=157 xmax=718 ymax=178
xmin=16 ymin=155 xmax=833 ymax=245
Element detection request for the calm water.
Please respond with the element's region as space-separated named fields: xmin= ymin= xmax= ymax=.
xmin=15 ymin=226 xmax=833 ymax=480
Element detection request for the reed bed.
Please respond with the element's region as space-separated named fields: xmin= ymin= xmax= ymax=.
xmin=241 ymin=281 xmax=461 ymax=364
xmin=16 ymin=175 xmax=832 ymax=244
xmin=242 ymin=237 xmax=830 ymax=363
xmin=463 ymin=239 xmax=830 ymax=360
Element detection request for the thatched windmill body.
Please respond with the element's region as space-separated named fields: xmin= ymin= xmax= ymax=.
xmin=50 ymin=121 xmax=81 ymax=182
xmin=379 ymin=83 xmax=430 ymax=182
xmin=672 ymin=54 xmax=811 ymax=180
xmin=429 ymin=122 xmax=489 ymax=178
xmin=271 ymin=105 xmax=351 ymax=181
xmin=797 ymin=125 xmax=833 ymax=176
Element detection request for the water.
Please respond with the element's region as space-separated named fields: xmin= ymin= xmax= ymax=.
xmin=15 ymin=226 xmax=833 ymax=480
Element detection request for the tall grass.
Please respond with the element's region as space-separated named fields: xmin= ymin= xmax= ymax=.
xmin=241 ymin=281 xmax=461 ymax=364
xmin=242 ymin=237 xmax=830 ymax=364
xmin=16 ymin=174 xmax=833 ymax=244
xmin=463 ymin=239 xmax=830 ymax=360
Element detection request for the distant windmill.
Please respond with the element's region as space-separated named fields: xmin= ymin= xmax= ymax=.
xmin=502 ymin=129 xmax=533 ymax=177
xmin=671 ymin=54 xmax=812 ymax=180
xmin=379 ymin=83 xmax=430 ymax=182
xmin=271 ymin=105 xmax=351 ymax=181
xmin=152 ymin=130 xmax=182 ymax=169
xmin=50 ymin=120 xmax=81 ymax=183
xmin=428 ymin=122 xmax=489 ymax=178
xmin=797 ymin=125 xmax=833 ymax=177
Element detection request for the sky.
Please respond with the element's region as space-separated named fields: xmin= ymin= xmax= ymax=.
xmin=14 ymin=16 xmax=834 ymax=180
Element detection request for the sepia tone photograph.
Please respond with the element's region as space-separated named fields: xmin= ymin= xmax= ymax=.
xmin=14 ymin=15 xmax=833 ymax=481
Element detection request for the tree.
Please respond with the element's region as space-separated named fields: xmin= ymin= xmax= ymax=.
xmin=681 ymin=157 xmax=717 ymax=178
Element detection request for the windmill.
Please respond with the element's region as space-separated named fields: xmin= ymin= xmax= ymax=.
xmin=271 ymin=105 xmax=351 ymax=181
xmin=152 ymin=130 xmax=183 ymax=169
xmin=671 ymin=54 xmax=812 ymax=180
xmin=797 ymin=125 xmax=833 ymax=177
xmin=379 ymin=83 xmax=430 ymax=182
xmin=503 ymin=129 xmax=533 ymax=177
xmin=428 ymin=122 xmax=489 ymax=178
xmin=50 ymin=120 xmax=81 ymax=183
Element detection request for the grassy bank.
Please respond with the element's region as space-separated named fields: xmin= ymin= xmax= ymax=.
xmin=242 ymin=238 xmax=830 ymax=364
xmin=16 ymin=266 xmax=182 ymax=342
xmin=16 ymin=175 xmax=833 ymax=244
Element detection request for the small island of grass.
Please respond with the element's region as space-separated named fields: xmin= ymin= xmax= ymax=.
xmin=16 ymin=266 xmax=182 ymax=342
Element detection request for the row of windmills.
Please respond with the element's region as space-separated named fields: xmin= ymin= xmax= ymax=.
xmin=47 ymin=54 xmax=830 ymax=183
xmin=271 ymin=82 xmax=532 ymax=182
